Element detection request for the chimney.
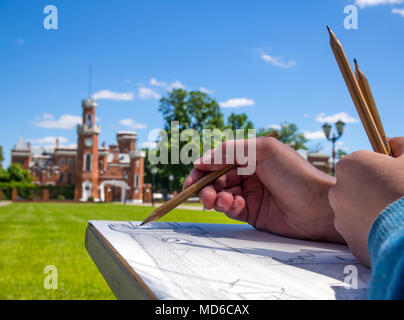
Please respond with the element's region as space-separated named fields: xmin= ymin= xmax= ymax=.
xmin=27 ymin=142 xmax=31 ymax=150
xmin=55 ymin=138 xmax=59 ymax=149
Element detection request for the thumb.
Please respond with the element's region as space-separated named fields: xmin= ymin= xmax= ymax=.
xmin=388 ymin=137 xmax=404 ymax=158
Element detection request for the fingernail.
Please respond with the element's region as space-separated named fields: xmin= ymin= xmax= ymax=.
xmin=216 ymin=198 xmax=223 ymax=208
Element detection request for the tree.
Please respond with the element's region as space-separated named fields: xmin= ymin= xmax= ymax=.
xmin=1 ymin=163 xmax=33 ymax=184
xmin=257 ymin=123 xmax=308 ymax=150
xmin=226 ymin=113 xmax=254 ymax=138
xmin=0 ymin=146 xmax=3 ymax=170
xmin=159 ymin=89 xmax=224 ymax=132
xmin=336 ymin=149 xmax=348 ymax=159
xmin=147 ymin=89 xmax=255 ymax=193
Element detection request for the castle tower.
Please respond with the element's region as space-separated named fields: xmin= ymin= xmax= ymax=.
xmin=76 ymin=98 xmax=101 ymax=201
xmin=11 ymin=136 xmax=31 ymax=170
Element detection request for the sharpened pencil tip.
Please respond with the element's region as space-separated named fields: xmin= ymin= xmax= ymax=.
xmin=139 ymin=221 xmax=145 ymax=227
xmin=326 ymin=25 xmax=331 ymax=33
xmin=354 ymin=58 xmax=358 ymax=66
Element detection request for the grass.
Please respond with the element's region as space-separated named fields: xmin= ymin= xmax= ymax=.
xmin=0 ymin=202 xmax=241 ymax=300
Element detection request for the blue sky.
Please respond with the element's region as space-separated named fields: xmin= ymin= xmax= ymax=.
xmin=1 ymin=0 xmax=404 ymax=166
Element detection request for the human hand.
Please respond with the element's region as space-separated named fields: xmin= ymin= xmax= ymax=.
xmin=183 ymin=137 xmax=344 ymax=243
xmin=328 ymin=137 xmax=404 ymax=266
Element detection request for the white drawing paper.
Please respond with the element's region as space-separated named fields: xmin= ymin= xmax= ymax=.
xmin=89 ymin=221 xmax=370 ymax=300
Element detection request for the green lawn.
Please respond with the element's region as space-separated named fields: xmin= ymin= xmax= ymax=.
xmin=0 ymin=202 xmax=241 ymax=300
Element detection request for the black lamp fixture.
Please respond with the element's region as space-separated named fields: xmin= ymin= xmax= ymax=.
xmin=322 ymin=120 xmax=345 ymax=176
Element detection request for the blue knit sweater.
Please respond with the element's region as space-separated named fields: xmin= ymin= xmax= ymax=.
xmin=368 ymin=197 xmax=404 ymax=299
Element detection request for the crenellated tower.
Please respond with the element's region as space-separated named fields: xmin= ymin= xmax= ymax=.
xmin=76 ymin=98 xmax=101 ymax=201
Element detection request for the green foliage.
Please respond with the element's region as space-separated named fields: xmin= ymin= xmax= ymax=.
xmin=257 ymin=123 xmax=308 ymax=150
xmin=42 ymin=185 xmax=75 ymax=200
xmin=0 ymin=146 xmax=4 ymax=170
xmin=149 ymin=89 xmax=255 ymax=193
xmin=87 ymin=196 xmax=94 ymax=202
xmin=337 ymin=149 xmax=348 ymax=159
xmin=57 ymin=195 xmax=66 ymax=201
xmin=159 ymin=89 xmax=224 ymax=132
xmin=0 ymin=163 xmax=36 ymax=200
xmin=0 ymin=163 xmax=34 ymax=184
xmin=226 ymin=113 xmax=254 ymax=138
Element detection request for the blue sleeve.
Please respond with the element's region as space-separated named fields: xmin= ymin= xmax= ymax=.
xmin=368 ymin=197 xmax=404 ymax=300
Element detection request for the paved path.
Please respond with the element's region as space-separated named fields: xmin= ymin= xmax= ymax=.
xmin=0 ymin=201 xmax=12 ymax=207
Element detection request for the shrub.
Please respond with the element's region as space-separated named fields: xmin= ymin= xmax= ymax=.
xmin=87 ymin=196 xmax=94 ymax=202
xmin=57 ymin=195 xmax=65 ymax=201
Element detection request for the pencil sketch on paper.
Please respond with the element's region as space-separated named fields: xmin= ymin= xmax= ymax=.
xmin=89 ymin=220 xmax=370 ymax=300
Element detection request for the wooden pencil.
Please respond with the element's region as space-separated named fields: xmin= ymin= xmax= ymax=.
xmin=327 ymin=26 xmax=389 ymax=155
xmin=139 ymin=131 xmax=279 ymax=226
xmin=354 ymin=59 xmax=391 ymax=155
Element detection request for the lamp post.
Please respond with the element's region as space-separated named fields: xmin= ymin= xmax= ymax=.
xmin=151 ymin=167 xmax=158 ymax=207
xmin=168 ymin=174 xmax=174 ymax=195
xmin=322 ymin=120 xmax=345 ymax=176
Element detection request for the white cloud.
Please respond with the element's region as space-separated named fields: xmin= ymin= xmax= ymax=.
xmin=199 ymin=87 xmax=213 ymax=94
xmin=16 ymin=38 xmax=24 ymax=45
xmin=303 ymin=130 xmax=326 ymax=140
xmin=119 ymin=118 xmax=147 ymax=130
xmin=139 ymin=141 xmax=157 ymax=149
xmin=32 ymin=114 xmax=82 ymax=130
xmin=269 ymin=124 xmax=281 ymax=130
xmin=219 ymin=98 xmax=255 ymax=108
xmin=261 ymin=54 xmax=296 ymax=69
xmin=138 ymin=87 xmax=161 ymax=100
xmin=392 ymin=7 xmax=404 ymax=16
xmin=28 ymin=136 xmax=68 ymax=145
xmin=92 ymin=90 xmax=134 ymax=101
xmin=150 ymin=78 xmax=167 ymax=87
xmin=315 ymin=112 xmax=358 ymax=124
xmin=168 ymin=80 xmax=186 ymax=91
xmin=355 ymin=0 xmax=404 ymax=8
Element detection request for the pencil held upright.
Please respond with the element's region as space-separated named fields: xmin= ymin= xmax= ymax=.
xmin=354 ymin=59 xmax=391 ymax=155
xmin=327 ymin=26 xmax=388 ymax=155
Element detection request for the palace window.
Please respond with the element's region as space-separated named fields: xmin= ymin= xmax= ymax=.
xmin=67 ymin=158 xmax=73 ymax=167
xmin=48 ymin=168 xmax=53 ymax=177
xmin=84 ymin=154 xmax=92 ymax=171
xmin=135 ymin=174 xmax=139 ymax=188
xmin=60 ymin=158 xmax=65 ymax=166
xmin=86 ymin=114 xmax=92 ymax=128
xmin=59 ymin=172 xmax=64 ymax=183
xmin=67 ymin=172 xmax=72 ymax=185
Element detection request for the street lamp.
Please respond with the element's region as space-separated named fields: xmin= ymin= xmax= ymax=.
xmin=168 ymin=174 xmax=174 ymax=195
xmin=151 ymin=167 xmax=158 ymax=207
xmin=322 ymin=120 xmax=345 ymax=176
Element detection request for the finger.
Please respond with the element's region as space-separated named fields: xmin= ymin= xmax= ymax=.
xmin=214 ymin=191 xmax=235 ymax=213
xmin=226 ymin=195 xmax=247 ymax=220
xmin=194 ymin=136 xmax=280 ymax=172
xmin=212 ymin=167 xmax=242 ymax=192
xmin=388 ymin=137 xmax=404 ymax=158
xmin=198 ymin=185 xmax=217 ymax=210
xmin=183 ymin=168 xmax=206 ymax=191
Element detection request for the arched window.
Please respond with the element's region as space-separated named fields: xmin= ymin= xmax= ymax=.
xmin=84 ymin=154 xmax=92 ymax=171
xmin=86 ymin=114 xmax=92 ymax=128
